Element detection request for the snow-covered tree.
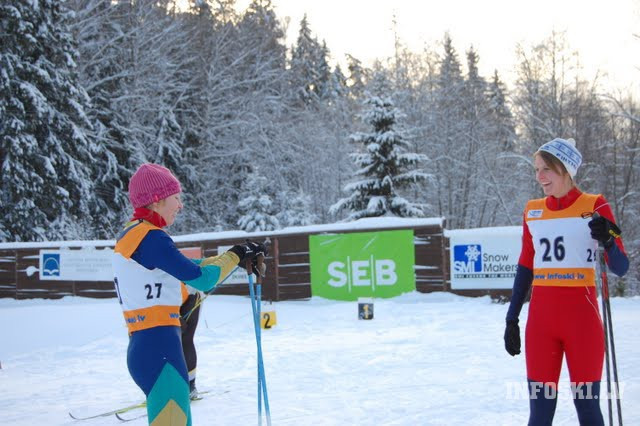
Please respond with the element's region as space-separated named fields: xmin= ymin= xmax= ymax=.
xmin=595 ymin=96 xmax=640 ymax=295
xmin=345 ymin=54 xmax=368 ymax=99
xmin=0 ymin=0 xmax=97 ymax=241
xmin=327 ymin=64 xmax=348 ymax=100
xmin=237 ymin=169 xmax=280 ymax=232
xmin=289 ymin=15 xmax=331 ymax=105
xmin=429 ymin=33 xmax=467 ymax=228
xmin=478 ymin=70 xmax=523 ymax=226
xmin=69 ymin=0 xmax=145 ymax=237
xmin=177 ymin=0 xmax=290 ymax=231
xmin=330 ymin=95 xmax=430 ymax=220
xmin=486 ymin=70 xmax=516 ymax=151
xmin=275 ymin=190 xmax=317 ymax=227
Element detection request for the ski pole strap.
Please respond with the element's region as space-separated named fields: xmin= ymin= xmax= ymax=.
xmin=183 ymin=265 xmax=240 ymax=321
xmin=245 ymin=254 xmax=266 ymax=284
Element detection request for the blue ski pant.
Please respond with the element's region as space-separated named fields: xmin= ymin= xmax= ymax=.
xmin=128 ymin=326 xmax=191 ymax=425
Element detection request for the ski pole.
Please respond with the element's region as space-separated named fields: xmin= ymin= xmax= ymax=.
xmin=256 ymin=259 xmax=270 ymax=426
xmin=593 ymin=212 xmax=623 ymax=425
xmin=247 ymin=262 xmax=262 ymax=424
xmin=598 ymin=264 xmax=613 ymax=426
xmin=598 ymin=247 xmax=623 ymax=425
xmin=246 ymin=255 xmax=271 ymax=426
xmin=257 ymin=281 xmax=263 ymax=422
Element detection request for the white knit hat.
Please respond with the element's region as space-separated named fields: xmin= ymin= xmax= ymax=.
xmin=537 ymin=138 xmax=582 ymax=177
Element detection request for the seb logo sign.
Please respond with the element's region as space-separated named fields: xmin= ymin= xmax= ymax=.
xmin=309 ymin=230 xmax=415 ymax=301
xmin=328 ymin=258 xmax=397 ymax=288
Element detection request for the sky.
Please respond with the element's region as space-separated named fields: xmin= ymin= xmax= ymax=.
xmin=237 ymin=0 xmax=640 ymax=92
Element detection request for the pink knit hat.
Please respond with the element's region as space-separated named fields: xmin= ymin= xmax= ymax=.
xmin=128 ymin=163 xmax=182 ymax=208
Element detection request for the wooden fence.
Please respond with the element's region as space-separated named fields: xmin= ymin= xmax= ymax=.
xmin=0 ymin=220 xmax=510 ymax=301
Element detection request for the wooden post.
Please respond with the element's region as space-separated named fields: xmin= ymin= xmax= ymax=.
xmin=273 ymin=238 xmax=280 ymax=302
xmin=441 ymin=219 xmax=450 ymax=292
xmin=14 ymin=249 xmax=18 ymax=299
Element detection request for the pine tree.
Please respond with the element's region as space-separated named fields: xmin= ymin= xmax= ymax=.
xmin=1 ymin=0 xmax=96 ymax=241
xmin=289 ymin=15 xmax=331 ymax=105
xmin=457 ymin=46 xmax=488 ymax=228
xmin=330 ymin=95 xmax=430 ymax=220
xmin=328 ymin=65 xmax=348 ymax=100
xmin=345 ymin=54 xmax=368 ymax=99
xmin=237 ymin=169 xmax=280 ymax=232
xmin=480 ymin=70 xmax=522 ymax=226
xmin=177 ymin=0 xmax=290 ymax=231
xmin=238 ymin=0 xmax=287 ymax=75
xmin=431 ymin=33 xmax=467 ymax=228
xmin=486 ymin=70 xmax=516 ymax=151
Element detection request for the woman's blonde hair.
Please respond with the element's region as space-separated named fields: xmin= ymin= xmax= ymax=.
xmin=534 ymin=150 xmax=570 ymax=177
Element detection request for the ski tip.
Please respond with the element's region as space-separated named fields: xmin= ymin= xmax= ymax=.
xmin=116 ymin=411 xmax=148 ymax=422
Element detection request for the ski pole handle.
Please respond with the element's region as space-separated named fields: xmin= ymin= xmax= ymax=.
xmin=245 ymin=257 xmax=253 ymax=275
xmin=245 ymin=254 xmax=266 ymax=283
xmin=256 ymin=254 xmax=264 ymax=284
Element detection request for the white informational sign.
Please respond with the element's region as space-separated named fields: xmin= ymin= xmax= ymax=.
xmin=39 ymin=248 xmax=114 ymax=281
xmin=218 ymin=245 xmax=256 ymax=284
xmin=448 ymin=227 xmax=521 ymax=290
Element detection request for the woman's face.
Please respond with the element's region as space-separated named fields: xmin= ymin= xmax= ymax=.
xmin=534 ymin=155 xmax=572 ymax=198
xmin=153 ymin=193 xmax=183 ymax=226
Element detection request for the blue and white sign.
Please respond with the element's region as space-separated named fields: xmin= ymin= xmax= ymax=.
xmin=39 ymin=249 xmax=114 ymax=281
xmin=448 ymin=227 xmax=521 ymax=290
xmin=453 ymin=244 xmax=482 ymax=273
xmin=41 ymin=253 xmax=61 ymax=277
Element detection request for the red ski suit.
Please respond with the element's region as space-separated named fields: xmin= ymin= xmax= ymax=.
xmin=519 ymin=188 xmax=626 ymax=385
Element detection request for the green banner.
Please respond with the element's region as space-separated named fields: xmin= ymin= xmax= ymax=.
xmin=309 ymin=230 xmax=415 ymax=301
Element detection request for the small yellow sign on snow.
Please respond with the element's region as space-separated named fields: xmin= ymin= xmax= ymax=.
xmin=260 ymin=311 xmax=277 ymax=329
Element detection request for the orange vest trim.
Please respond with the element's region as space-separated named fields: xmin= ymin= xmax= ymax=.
xmin=123 ymin=305 xmax=182 ymax=333
xmin=526 ymin=193 xmax=600 ymax=288
xmin=114 ymin=221 xmax=160 ymax=259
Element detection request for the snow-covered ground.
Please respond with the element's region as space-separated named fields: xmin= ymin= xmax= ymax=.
xmin=1 ymin=293 xmax=638 ymax=425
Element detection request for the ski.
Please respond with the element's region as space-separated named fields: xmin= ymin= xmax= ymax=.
xmin=68 ymin=401 xmax=146 ymax=421
xmin=69 ymin=390 xmax=226 ymax=422
xmin=115 ymin=411 xmax=145 ymax=422
xmin=114 ymin=390 xmax=229 ymax=422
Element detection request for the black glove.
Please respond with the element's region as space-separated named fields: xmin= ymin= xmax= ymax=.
xmin=228 ymin=240 xmax=268 ymax=263
xmin=244 ymin=240 xmax=268 ymax=260
xmin=228 ymin=240 xmax=268 ymax=277
xmin=504 ymin=320 xmax=521 ymax=356
xmin=588 ymin=215 xmax=621 ymax=249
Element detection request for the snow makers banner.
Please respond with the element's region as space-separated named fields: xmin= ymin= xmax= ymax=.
xmin=448 ymin=227 xmax=521 ymax=290
xmin=309 ymin=230 xmax=415 ymax=301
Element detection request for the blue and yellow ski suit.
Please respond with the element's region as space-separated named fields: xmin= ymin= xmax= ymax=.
xmin=112 ymin=209 xmax=239 ymax=425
